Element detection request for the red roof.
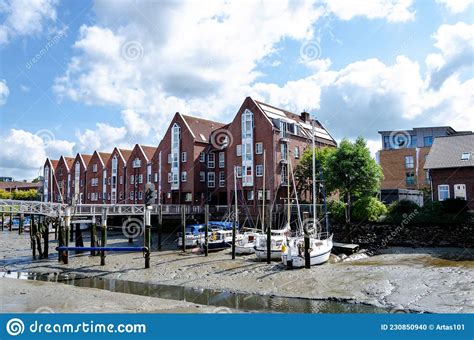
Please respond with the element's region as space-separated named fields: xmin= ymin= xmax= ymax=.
xmin=182 ymin=114 xmax=226 ymax=143
xmin=140 ymin=145 xmax=157 ymax=161
xmin=119 ymin=149 xmax=133 ymax=161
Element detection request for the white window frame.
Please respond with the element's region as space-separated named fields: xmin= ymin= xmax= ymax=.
xmin=208 ymin=172 xmax=215 ymax=188
xmin=154 ymin=173 xmax=158 ymax=182
xmin=236 ymin=166 xmax=242 ymax=178
xmin=454 ymin=184 xmax=467 ymax=200
xmin=255 ymin=142 xmax=263 ymax=155
xmin=247 ymin=190 xmax=254 ymax=200
xmin=236 ymin=145 xmax=242 ymax=157
xmin=438 ymin=185 xmax=450 ymax=201
xmin=219 ymin=171 xmax=225 ymax=187
xmin=219 ymin=152 xmax=225 ymax=168
xmin=199 ymin=152 xmax=206 ymax=163
xmin=405 ymin=155 xmax=414 ymax=169
xmin=256 ymin=164 xmax=263 ymax=177
xmin=294 ymin=146 xmax=300 ymax=159
xmin=92 ymin=164 xmax=97 ymax=172
xmin=181 ymin=151 xmax=187 ymax=163
xmin=181 ymin=171 xmax=187 ymax=182
xmin=199 ymin=171 xmax=205 ymax=182
xmin=138 ymin=174 xmax=143 ymax=184
xmin=168 ymin=173 xmax=172 ymax=183
xmin=208 ymin=153 xmax=215 ymax=168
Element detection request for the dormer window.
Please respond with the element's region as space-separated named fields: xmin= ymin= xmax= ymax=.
xmin=461 ymin=152 xmax=470 ymax=161
xmin=133 ymin=157 xmax=141 ymax=168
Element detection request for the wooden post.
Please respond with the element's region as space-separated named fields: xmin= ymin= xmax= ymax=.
xmin=91 ymin=216 xmax=97 ymax=256
xmin=1 ymin=213 xmax=4 ymax=231
xmin=31 ymin=215 xmax=36 ymax=259
xmin=181 ymin=206 xmax=186 ymax=252
xmin=42 ymin=216 xmax=49 ymax=258
xmin=100 ymin=207 xmax=107 ymax=266
xmin=204 ymin=204 xmax=209 ymax=256
xmin=144 ymin=206 xmax=151 ymax=269
xmin=9 ymin=212 xmax=12 ymax=231
xmin=303 ymin=211 xmax=310 ymax=269
xmin=18 ymin=213 xmax=24 ymax=234
xmin=63 ymin=207 xmax=71 ymax=264
xmin=54 ymin=218 xmax=58 ymax=240
xmin=232 ymin=166 xmax=238 ymax=260
xmin=69 ymin=221 xmax=74 ymax=242
xmin=58 ymin=219 xmax=64 ymax=262
xmin=75 ymin=222 xmax=84 ymax=248
xmin=158 ymin=205 xmax=162 ymax=251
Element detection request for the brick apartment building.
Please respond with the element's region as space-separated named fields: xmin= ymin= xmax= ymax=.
xmin=54 ymin=156 xmax=74 ymax=203
xmin=70 ymin=153 xmax=92 ymax=204
xmin=43 ymin=97 xmax=336 ymax=206
xmin=43 ymin=158 xmax=58 ymax=202
xmin=424 ymin=133 xmax=474 ymax=210
xmin=85 ymin=151 xmax=111 ymax=203
xmin=378 ymin=127 xmax=460 ymax=190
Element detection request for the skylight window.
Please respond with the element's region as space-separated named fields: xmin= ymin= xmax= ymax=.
xmin=461 ymin=152 xmax=470 ymax=161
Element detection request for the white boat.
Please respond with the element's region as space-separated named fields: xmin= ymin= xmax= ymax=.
xmin=235 ymin=231 xmax=259 ymax=255
xmin=254 ymin=228 xmax=289 ymax=261
xmin=201 ymin=228 xmax=235 ymax=251
xmin=282 ymin=234 xmax=333 ymax=267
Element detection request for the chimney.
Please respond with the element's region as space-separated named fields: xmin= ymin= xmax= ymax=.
xmin=300 ymin=111 xmax=310 ymax=122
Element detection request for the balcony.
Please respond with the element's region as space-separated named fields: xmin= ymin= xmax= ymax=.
xmin=279 ymin=158 xmax=288 ymax=164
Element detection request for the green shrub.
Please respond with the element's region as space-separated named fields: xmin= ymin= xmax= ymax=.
xmin=441 ymin=198 xmax=468 ymax=214
xmin=327 ymin=199 xmax=346 ymax=223
xmin=352 ymin=196 xmax=387 ymax=222
xmin=388 ymin=199 xmax=420 ymax=215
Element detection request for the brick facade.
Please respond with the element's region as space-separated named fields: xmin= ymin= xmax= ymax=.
xmin=42 ymin=158 xmax=58 ymax=203
xmin=54 ymin=156 xmax=74 ymax=203
xmin=84 ymin=151 xmax=111 ymax=203
xmin=70 ymin=153 xmax=92 ymax=204
xmin=125 ymin=145 xmax=156 ymax=204
xmin=430 ymin=167 xmax=474 ymax=210
xmin=103 ymin=148 xmax=132 ymax=204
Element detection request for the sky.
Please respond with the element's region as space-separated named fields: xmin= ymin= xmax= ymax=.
xmin=0 ymin=0 xmax=473 ymax=180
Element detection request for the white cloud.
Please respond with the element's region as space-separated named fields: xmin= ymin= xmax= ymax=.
xmin=436 ymin=0 xmax=474 ymax=13
xmin=322 ymin=0 xmax=415 ymax=22
xmin=0 ymin=129 xmax=74 ymax=180
xmin=426 ymin=22 xmax=474 ymax=89
xmin=0 ymin=0 xmax=58 ymax=45
xmin=75 ymin=123 xmax=128 ymax=153
xmin=0 ymin=79 xmax=9 ymax=105
xmin=121 ymin=109 xmax=150 ymax=136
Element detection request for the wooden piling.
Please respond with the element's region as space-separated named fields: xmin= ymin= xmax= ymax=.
xmin=100 ymin=208 xmax=107 ymax=266
xmin=31 ymin=215 xmax=37 ymax=259
xmin=9 ymin=212 xmax=12 ymax=231
xmin=144 ymin=207 xmax=151 ymax=269
xmin=42 ymin=216 xmax=49 ymax=258
xmin=18 ymin=213 xmax=24 ymax=234
xmin=1 ymin=213 xmax=4 ymax=231
xmin=303 ymin=211 xmax=310 ymax=269
xmin=90 ymin=216 xmax=97 ymax=256
xmin=58 ymin=219 xmax=64 ymax=262
xmin=204 ymin=204 xmax=209 ymax=256
xmin=181 ymin=207 xmax=186 ymax=252
xmin=63 ymin=207 xmax=71 ymax=264
xmin=158 ymin=205 xmax=162 ymax=251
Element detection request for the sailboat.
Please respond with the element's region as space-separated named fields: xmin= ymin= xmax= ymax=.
xmin=281 ymin=119 xmax=333 ymax=268
xmin=254 ymin=150 xmax=290 ymax=261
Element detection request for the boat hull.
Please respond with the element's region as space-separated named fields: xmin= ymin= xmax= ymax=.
xmin=282 ymin=249 xmax=331 ymax=267
xmin=235 ymin=244 xmax=255 ymax=255
xmin=254 ymin=248 xmax=282 ymax=261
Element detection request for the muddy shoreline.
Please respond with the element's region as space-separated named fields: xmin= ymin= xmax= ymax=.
xmin=1 ymin=230 xmax=473 ymax=313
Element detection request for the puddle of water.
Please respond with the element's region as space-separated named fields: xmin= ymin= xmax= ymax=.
xmin=350 ymin=255 xmax=474 ymax=268
xmin=2 ymin=271 xmax=390 ymax=313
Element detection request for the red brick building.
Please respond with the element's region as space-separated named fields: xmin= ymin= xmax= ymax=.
xmin=104 ymin=148 xmax=132 ymax=204
xmin=42 ymin=158 xmax=58 ymax=202
xmin=424 ymin=133 xmax=474 ymax=210
xmin=70 ymin=153 xmax=92 ymax=204
xmin=54 ymin=156 xmax=74 ymax=203
xmin=224 ymin=97 xmax=336 ymax=207
xmin=153 ymin=112 xmax=225 ymax=204
xmin=85 ymin=151 xmax=111 ymax=203
xmin=126 ymin=144 xmax=156 ymax=204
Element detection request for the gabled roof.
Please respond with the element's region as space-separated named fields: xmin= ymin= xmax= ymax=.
xmin=139 ymin=145 xmax=157 ymax=162
xmin=424 ymin=134 xmax=474 ymax=169
xmin=119 ymin=148 xmax=133 ymax=162
xmin=51 ymin=159 xmax=59 ymax=170
xmin=252 ymin=98 xmax=336 ymax=145
xmin=98 ymin=152 xmax=111 ymax=167
xmin=181 ymin=114 xmax=226 ymax=143
xmin=59 ymin=156 xmax=75 ymax=171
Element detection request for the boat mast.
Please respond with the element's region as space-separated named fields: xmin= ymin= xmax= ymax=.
xmin=233 ymin=166 xmax=238 ymax=225
xmin=262 ymin=150 xmax=266 ymax=233
xmin=286 ymin=149 xmax=290 ymax=229
xmin=311 ymin=118 xmax=317 ymax=235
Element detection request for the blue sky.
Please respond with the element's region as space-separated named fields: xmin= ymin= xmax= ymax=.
xmin=0 ymin=0 xmax=473 ymax=179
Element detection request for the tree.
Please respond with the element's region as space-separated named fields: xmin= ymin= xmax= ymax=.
xmin=294 ymin=146 xmax=335 ymax=199
xmin=325 ymin=137 xmax=383 ymax=222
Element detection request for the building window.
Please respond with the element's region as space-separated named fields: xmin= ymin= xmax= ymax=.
xmin=181 ymin=171 xmax=187 ymax=182
xmin=247 ymin=190 xmax=254 ymax=200
xmin=281 ymin=143 xmax=288 ymax=160
xmin=130 ymin=191 xmax=134 ymax=200
xmin=168 ymin=153 xmax=172 ymax=164
xmin=147 ymin=173 xmax=152 ymax=183
xmin=461 ymin=152 xmax=471 ymax=161
xmin=168 ymin=173 xmax=172 ymax=183
xmin=405 ymin=172 xmax=415 ymax=186
xmin=219 ymin=152 xmax=225 ymax=168
xmin=423 ymin=136 xmax=433 ymax=147
xmin=138 ymin=174 xmax=143 ymax=184
xmin=208 ymin=153 xmax=215 ymax=168
xmin=219 ymin=172 xmax=225 ymax=187
xmin=241 ymin=109 xmax=254 ymax=187
xmin=236 ymin=166 xmax=242 ymax=178
xmin=424 ymin=170 xmax=430 ymax=185
xmin=405 ymin=155 xmax=414 ymax=169
xmin=107 ymin=177 xmax=111 ymax=185
xmin=454 ymin=184 xmax=466 ymax=200
xmin=181 ymin=152 xmax=187 ymax=163
xmin=185 ymin=193 xmax=192 ymax=202
xmin=132 ymin=158 xmax=141 ymax=168
xmin=138 ymin=191 xmax=143 ymax=200
xmin=255 ymin=142 xmax=263 ymax=155
xmin=199 ymin=171 xmax=205 ymax=182
xmin=294 ymin=146 xmax=300 ymax=158
xmin=410 ymin=137 xmax=417 ymax=148
xmin=119 ymin=176 xmax=123 ymax=185
xmin=154 ymin=173 xmax=158 ymax=182
xmin=208 ymin=172 xmax=215 ymax=188
xmin=171 ymin=123 xmax=181 ymax=190
xmin=92 ymin=164 xmax=97 ymax=172
xmin=438 ymin=185 xmax=449 ymax=201
xmin=130 ymin=175 xmax=134 ymax=184
xmin=256 ymin=165 xmax=263 ymax=177
xmin=199 ymin=152 xmax=205 ymax=163
xmin=236 ymin=145 xmax=242 ymax=157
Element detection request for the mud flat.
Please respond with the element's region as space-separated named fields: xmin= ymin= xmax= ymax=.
xmin=1 ymin=231 xmax=472 ymax=313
